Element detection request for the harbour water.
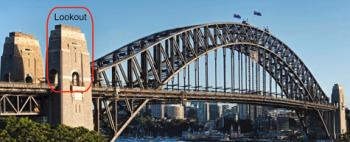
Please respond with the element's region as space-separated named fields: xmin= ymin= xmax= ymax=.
xmin=116 ymin=137 xmax=183 ymax=142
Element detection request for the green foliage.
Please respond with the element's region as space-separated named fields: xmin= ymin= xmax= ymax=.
xmin=0 ymin=117 xmax=106 ymax=142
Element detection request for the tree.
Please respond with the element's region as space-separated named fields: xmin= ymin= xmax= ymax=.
xmin=0 ymin=117 xmax=106 ymax=142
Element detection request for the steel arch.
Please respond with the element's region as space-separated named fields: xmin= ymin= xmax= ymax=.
xmin=94 ymin=22 xmax=329 ymax=104
xmin=92 ymin=23 xmax=337 ymax=140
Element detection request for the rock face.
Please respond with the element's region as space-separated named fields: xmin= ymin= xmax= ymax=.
xmin=0 ymin=32 xmax=44 ymax=83
xmin=48 ymin=24 xmax=93 ymax=130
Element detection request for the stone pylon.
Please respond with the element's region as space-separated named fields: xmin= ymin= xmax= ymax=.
xmin=1 ymin=32 xmax=44 ymax=83
xmin=331 ymin=84 xmax=347 ymax=137
xmin=47 ymin=24 xmax=93 ymax=130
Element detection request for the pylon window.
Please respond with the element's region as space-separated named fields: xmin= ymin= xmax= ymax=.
xmin=72 ymin=72 xmax=80 ymax=86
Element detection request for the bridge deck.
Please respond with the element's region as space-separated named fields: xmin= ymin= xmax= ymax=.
xmin=0 ymin=83 xmax=336 ymax=111
xmin=0 ymin=82 xmax=50 ymax=94
xmin=93 ymin=87 xmax=336 ymax=111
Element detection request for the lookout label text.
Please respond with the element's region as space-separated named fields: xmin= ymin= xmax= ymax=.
xmin=54 ymin=13 xmax=87 ymax=21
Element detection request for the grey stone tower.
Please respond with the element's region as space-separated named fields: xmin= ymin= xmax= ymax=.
xmin=331 ymin=84 xmax=347 ymax=137
xmin=47 ymin=25 xmax=93 ymax=130
xmin=1 ymin=32 xmax=44 ymax=83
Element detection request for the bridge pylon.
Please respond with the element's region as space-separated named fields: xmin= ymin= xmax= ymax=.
xmin=1 ymin=32 xmax=44 ymax=83
xmin=332 ymin=84 xmax=347 ymax=139
xmin=47 ymin=25 xmax=93 ymax=130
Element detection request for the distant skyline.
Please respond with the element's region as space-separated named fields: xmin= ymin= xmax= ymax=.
xmin=0 ymin=1 xmax=349 ymax=105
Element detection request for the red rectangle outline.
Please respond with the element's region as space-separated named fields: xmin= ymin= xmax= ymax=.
xmin=46 ymin=6 xmax=94 ymax=93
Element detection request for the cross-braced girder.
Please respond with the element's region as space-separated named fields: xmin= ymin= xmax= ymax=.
xmin=0 ymin=94 xmax=42 ymax=116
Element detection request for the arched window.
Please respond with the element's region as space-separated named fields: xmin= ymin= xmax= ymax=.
xmin=25 ymin=76 xmax=33 ymax=83
xmin=49 ymin=69 xmax=58 ymax=85
xmin=72 ymin=72 xmax=80 ymax=86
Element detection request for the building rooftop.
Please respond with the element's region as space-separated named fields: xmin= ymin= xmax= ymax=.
xmin=9 ymin=32 xmax=35 ymax=39
xmin=55 ymin=24 xmax=81 ymax=32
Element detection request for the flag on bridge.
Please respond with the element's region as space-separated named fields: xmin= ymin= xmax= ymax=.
xmin=233 ymin=14 xmax=241 ymax=19
xmin=253 ymin=11 xmax=262 ymax=16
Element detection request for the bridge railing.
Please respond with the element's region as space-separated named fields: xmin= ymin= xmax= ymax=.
xmin=0 ymin=82 xmax=50 ymax=89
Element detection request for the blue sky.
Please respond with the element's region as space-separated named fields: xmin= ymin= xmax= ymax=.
xmin=0 ymin=1 xmax=349 ymax=105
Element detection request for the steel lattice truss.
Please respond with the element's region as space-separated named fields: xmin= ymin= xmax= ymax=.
xmin=0 ymin=83 xmax=49 ymax=116
xmin=94 ymin=23 xmax=329 ymax=104
xmin=0 ymin=95 xmax=41 ymax=115
xmin=92 ymin=23 xmax=335 ymax=140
